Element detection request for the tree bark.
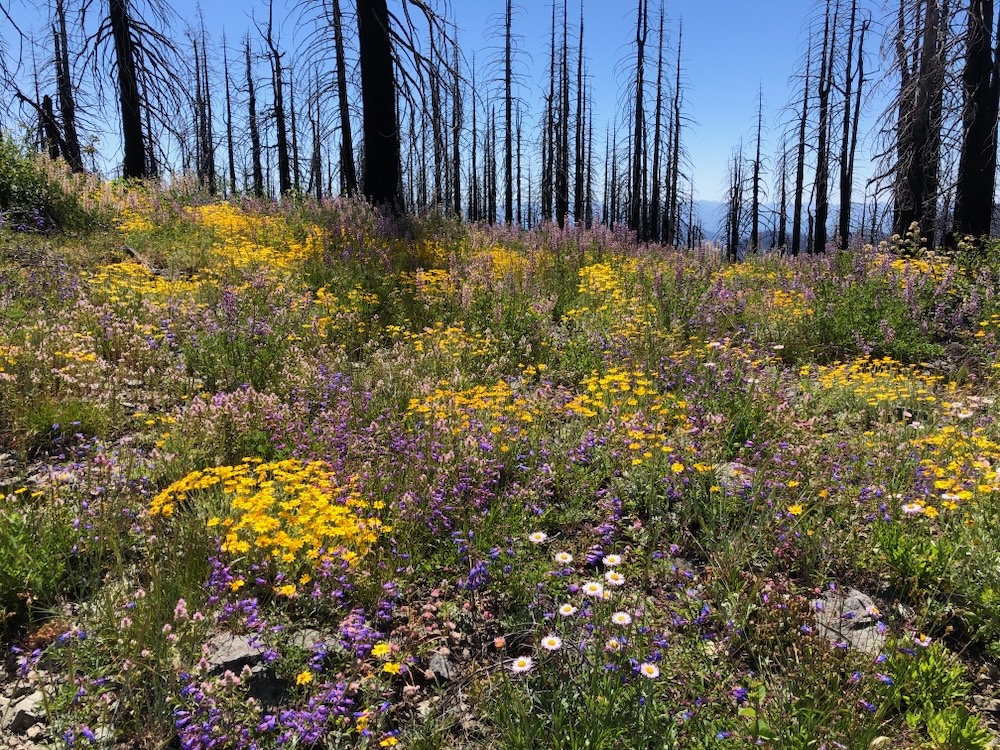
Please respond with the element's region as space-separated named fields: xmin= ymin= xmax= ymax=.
xmin=650 ymin=7 xmax=664 ymax=242
xmin=954 ymin=0 xmax=999 ymax=242
xmin=110 ymin=0 xmax=146 ymax=178
xmin=630 ymin=0 xmax=647 ymax=236
xmin=264 ymin=2 xmax=291 ymax=196
xmin=813 ymin=0 xmax=837 ymax=253
xmin=555 ymin=0 xmax=570 ymax=227
xmin=357 ymin=0 xmax=402 ymax=210
xmin=245 ymin=36 xmax=264 ymax=197
xmin=331 ymin=0 xmax=357 ymax=196
xmin=749 ymin=88 xmax=763 ymax=253
xmin=54 ymin=0 xmax=83 ymax=172
xmin=837 ymin=0 xmax=860 ymax=249
xmin=791 ymin=45 xmax=810 ymax=257
xmin=224 ymin=42 xmax=237 ymax=196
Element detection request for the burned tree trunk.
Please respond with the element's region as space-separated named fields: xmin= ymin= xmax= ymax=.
xmin=110 ymin=0 xmax=147 ymax=178
xmin=357 ymin=0 xmax=403 ymax=210
xmin=954 ymin=0 xmax=1000 ymax=242
xmin=245 ymin=36 xmax=264 ymax=197
xmin=331 ymin=0 xmax=357 ymax=196
xmin=54 ymin=0 xmax=83 ymax=172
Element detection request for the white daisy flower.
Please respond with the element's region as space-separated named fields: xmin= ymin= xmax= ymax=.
xmin=604 ymin=570 xmax=626 ymax=587
xmin=540 ymin=635 xmax=562 ymax=651
xmin=509 ymin=656 xmax=534 ymax=673
xmin=581 ymin=581 xmax=605 ymax=598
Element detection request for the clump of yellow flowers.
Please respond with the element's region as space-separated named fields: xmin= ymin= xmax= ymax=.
xmin=150 ymin=458 xmax=387 ymax=573
xmin=809 ymin=355 xmax=945 ymax=408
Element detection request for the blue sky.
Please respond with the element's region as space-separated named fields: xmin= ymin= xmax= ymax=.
xmin=7 ymin=0 xmax=886 ymax=204
xmin=450 ymin=0 xmax=831 ymax=202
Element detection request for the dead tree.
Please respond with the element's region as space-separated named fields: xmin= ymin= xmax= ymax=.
xmin=749 ymin=88 xmax=765 ymax=254
xmin=953 ymin=0 xmax=1000 ymax=243
xmin=791 ymin=38 xmax=811 ymax=257
xmin=245 ymin=35 xmax=264 ymax=197
xmin=53 ymin=0 xmax=83 ymax=171
xmin=261 ymin=0 xmax=291 ymax=195
xmin=629 ymin=0 xmax=648 ymax=236
xmin=812 ymin=0 xmax=837 ymax=254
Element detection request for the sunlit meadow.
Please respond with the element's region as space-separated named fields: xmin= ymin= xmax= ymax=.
xmin=5 ymin=176 xmax=1000 ymax=749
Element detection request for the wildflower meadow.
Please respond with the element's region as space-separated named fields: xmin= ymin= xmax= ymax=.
xmin=5 ymin=178 xmax=1000 ymax=749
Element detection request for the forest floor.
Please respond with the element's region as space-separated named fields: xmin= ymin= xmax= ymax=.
xmin=4 ymin=192 xmax=1000 ymax=748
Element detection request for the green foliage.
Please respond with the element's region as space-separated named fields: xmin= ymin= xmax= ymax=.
xmin=809 ymin=274 xmax=945 ymax=365
xmin=0 ymin=131 xmax=96 ymax=231
xmin=0 ymin=500 xmax=75 ymax=631
xmin=876 ymin=522 xmax=957 ymax=599
xmin=15 ymin=396 xmax=115 ymax=457
xmin=883 ymin=640 xmax=971 ymax=738
xmin=7 ymin=191 xmax=1000 ymax=749
xmin=488 ymin=656 xmax=680 ymax=750
xmin=925 ymin=706 xmax=992 ymax=749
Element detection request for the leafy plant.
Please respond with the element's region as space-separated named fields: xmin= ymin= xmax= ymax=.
xmin=877 ymin=522 xmax=957 ymax=599
xmin=0 ymin=131 xmax=97 ymax=231
xmin=925 ymin=706 xmax=991 ymax=750
xmin=0 ymin=500 xmax=75 ymax=631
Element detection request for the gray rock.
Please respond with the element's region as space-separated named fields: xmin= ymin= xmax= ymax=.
xmin=428 ymin=652 xmax=454 ymax=681
xmin=202 ymin=632 xmax=288 ymax=709
xmin=811 ymin=587 xmax=886 ymax=655
xmin=92 ymin=724 xmax=114 ymax=743
xmin=24 ymin=724 xmax=45 ymax=741
xmin=714 ymin=462 xmax=754 ymax=490
xmin=9 ymin=682 xmax=38 ymax=701
xmin=205 ymin=632 xmax=261 ymax=674
xmin=974 ymin=695 xmax=1000 ymax=713
xmin=289 ymin=629 xmax=325 ymax=651
xmin=7 ymin=690 xmax=45 ymax=733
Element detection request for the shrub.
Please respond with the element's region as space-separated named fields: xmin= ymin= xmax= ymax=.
xmin=0 ymin=131 xmax=96 ymax=231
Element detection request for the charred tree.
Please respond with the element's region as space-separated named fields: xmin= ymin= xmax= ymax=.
xmin=776 ymin=143 xmax=789 ymax=250
xmin=894 ymin=0 xmax=946 ymax=244
xmin=629 ymin=0 xmax=648 ymax=236
xmin=573 ymin=0 xmax=586 ymax=224
xmin=357 ymin=0 xmax=403 ymax=210
xmin=53 ymin=0 xmax=83 ymax=171
xmin=504 ymin=0 xmax=514 ymax=223
xmin=555 ymin=0 xmax=570 ymax=227
xmin=201 ymin=22 xmax=216 ymax=192
xmin=290 ymin=75 xmax=300 ymax=192
xmin=666 ymin=20 xmax=683 ymax=246
xmin=224 ymin=40 xmax=237 ymax=196
xmin=109 ymin=0 xmax=146 ymax=178
xmin=451 ymin=39 xmax=462 ymax=216
xmin=245 ymin=36 xmax=264 ymax=197
xmin=725 ymin=143 xmax=746 ymax=262
xmin=469 ymin=57 xmax=480 ymax=221
xmin=953 ymin=0 xmax=1000 ymax=242
xmin=41 ymin=94 xmax=61 ymax=159
xmin=837 ymin=0 xmax=867 ymax=249
xmin=791 ymin=38 xmax=811 ymax=257
xmin=331 ymin=0 xmax=357 ymax=196
xmin=749 ymin=88 xmax=765 ymax=254
xmin=649 ymin=6 xmax=664 ymax=242
xmin=813 ymin=0 xmax=837 ymax=254
xmin=262 ymin=2 xmax=291 ymax=196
